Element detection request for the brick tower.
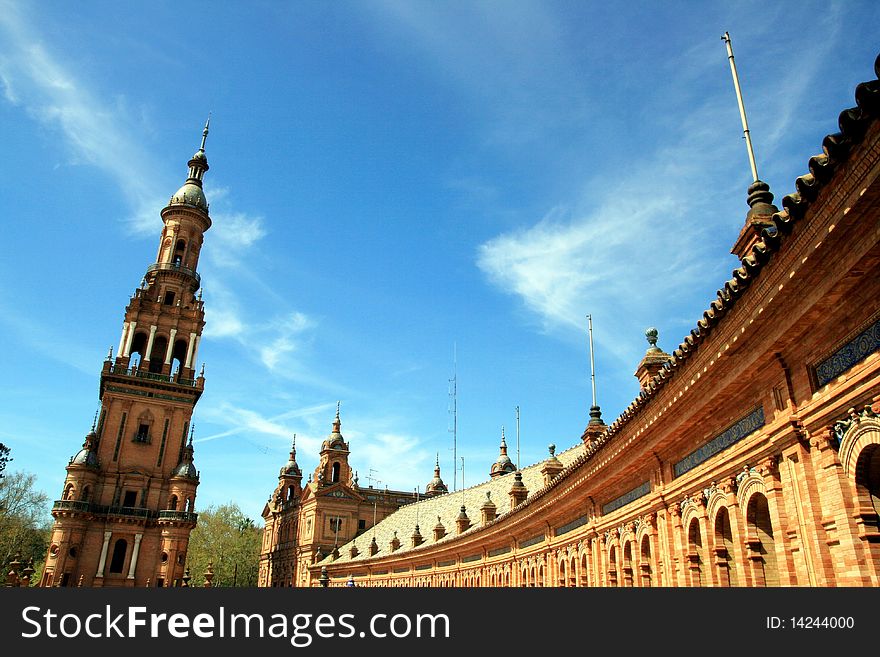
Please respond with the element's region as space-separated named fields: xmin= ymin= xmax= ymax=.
xmin=41 ymin=122 xmax=213 ymax=587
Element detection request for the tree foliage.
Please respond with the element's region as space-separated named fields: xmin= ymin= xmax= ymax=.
xmin=0 ymin=442 xmax=10 ymax=478
xmin=0 ymin=470 xmax=52 ymax=581
xmin=185 ymin=502 xmax=261 ymax=587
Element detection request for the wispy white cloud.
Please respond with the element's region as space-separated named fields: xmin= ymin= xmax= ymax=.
xmin=476 ymin=16 xmax=848 ymax=366
xmin=477 ymin=146 xmax=724 ymax=364
xmin=0 ymin=4 xmax=269 ymax=265
xmin=196 ymin=401 xmax=335 ymax=449
xmin=0 ymin=5 xmax=166 ymax=234
xmin=203 ymin=280 xmax=316 ymax=375
xmin=258 ymin=312 xmax=313 ymax=370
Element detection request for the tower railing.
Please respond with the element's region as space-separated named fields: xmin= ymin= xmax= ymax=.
xmin=52 ymin=500 xmax=198 ymax=523
xmin=145 ymin=262 xmax=201 ymax=289
xmin=106 ymin=364 xmax=197 ymax=388
xmin=157 ymin=510 xmax=199 ymax=522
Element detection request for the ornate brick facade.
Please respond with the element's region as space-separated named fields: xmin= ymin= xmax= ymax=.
xmin=258 ymin=408 xmax=420 ymax=587
xmin=306 ymin=53 xmax=880 ymax=588
xmin=40 ymin=123 xmax=213 ymax=587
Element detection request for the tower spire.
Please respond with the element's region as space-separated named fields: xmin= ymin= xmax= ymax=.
xmin=199 ymin=115 xmax=210 ymax=153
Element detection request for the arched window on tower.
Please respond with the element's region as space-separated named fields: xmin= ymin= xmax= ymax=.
xmin=168 ymin=495 xmax=178 ymax=511
xmin=129 ymin=332 xmax=148 ymax=365
xmin=331 ymin=462 xmax=341 ymax=484
xmin=149 ymin=336 xmax=167 ymax=373
xmin=173 ymin=239 xmax=186 ymax=267
xmin=81 ymin=486 xmax=91 ymax=502
xmin=172 ymin=339 xmax=188 ymax=375
xmin=109 ymin=539 xmax=127 ymax=574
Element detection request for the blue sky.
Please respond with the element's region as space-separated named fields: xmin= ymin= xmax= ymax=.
xmin=1 ymin=0 xmax=877 ymax=523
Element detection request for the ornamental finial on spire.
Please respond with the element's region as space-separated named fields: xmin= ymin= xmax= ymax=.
xmin=199 ymin=115 xmax=211 ymax=153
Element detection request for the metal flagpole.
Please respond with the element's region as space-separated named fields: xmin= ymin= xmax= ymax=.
xmin=722 ymin=31 xmax=759 ymax=182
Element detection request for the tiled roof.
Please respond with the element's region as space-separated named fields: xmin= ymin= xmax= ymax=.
xmin=322 ymin=444 xmax=582 ymax=565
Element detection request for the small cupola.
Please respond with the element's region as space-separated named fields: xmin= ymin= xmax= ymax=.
xmin=424 ymin=453 xmax=448 ymax=497
xmin=279 ymin=434 xmax=302 ymax=480
xmin=69 ymin=418 xmax=100 ymax=469
xmin=490 ymin=427 xmax=516 ymax=479
xmin=433 ymin=516 xmax=446 ymax=541
xmin=168 ymin=118 xmax=211 ymax=212
xmin=171 ymin=429 xmax=198 ymax=480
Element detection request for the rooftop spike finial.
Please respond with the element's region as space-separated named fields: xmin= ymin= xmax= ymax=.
xmin=336 ymin=400 xmax=341 ymax=418
xmin=189 ymin=424 xmax=195 ymax=446
xmin=199 ymin=115 xmax=210 ymax=152
xmin=91 ymin=409 xmax=99 ymax=432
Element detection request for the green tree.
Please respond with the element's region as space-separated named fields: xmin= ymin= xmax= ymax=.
xmin=185 ymin=502 xmax=261 ymax=587
xmin=0 ymin=442 xmax=10 ymax=478
xmin=0 ymin=470 xmax=52 ymax=583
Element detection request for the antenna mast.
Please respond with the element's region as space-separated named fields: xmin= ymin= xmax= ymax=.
xmin=515 ymin=405 xmax=521 ymax=470
xmin=449 ymin=343 xmax=458 ymax=492
xmin=722 ymin=31 xmax=759 ymax=182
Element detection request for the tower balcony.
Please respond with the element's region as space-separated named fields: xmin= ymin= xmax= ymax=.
xmin=157 ymin=510 xmax=199 ymax=524
xmin=145 ymin=262 xmax=201 ymax=292
xmin=52 ymin=500 xmax=156 ymax=522
xmin=105 ymin=363 xmax=199 ymax=388
xmin=51 ymin=501 xmax=200 ymax=526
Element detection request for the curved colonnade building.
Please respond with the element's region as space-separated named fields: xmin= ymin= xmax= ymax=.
xmin=271 ymin=52 xmax=880 ymax=588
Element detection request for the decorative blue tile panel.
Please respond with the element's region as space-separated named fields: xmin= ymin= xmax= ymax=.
xmin=488 ymin=546 xmax=510 ymax=557
xmin=462 ymin=553 xmax=482 ymax=563
xmin=555 ymin=515 xmax=589 ymax=536
xmin=673 ymin=406 xmax=765 ymax=478
xmin=518 ymin=533 xmax=545 ymax=549
xmin=815 ymin=316 xmax=880 ymax=387
xmin=602 ymin=481 xmax=651 ymax=515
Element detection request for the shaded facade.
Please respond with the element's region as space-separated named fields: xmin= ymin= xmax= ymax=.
xmin=40 ymin=125 xmax=213 ymax=587
xmin=259 ymin=408 xmax=420 ymax=587
xmin=307 ymin=53 xmax=880 ymax=587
